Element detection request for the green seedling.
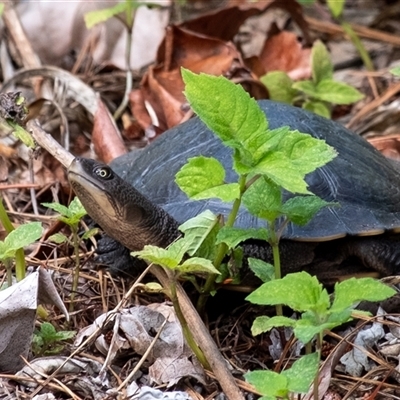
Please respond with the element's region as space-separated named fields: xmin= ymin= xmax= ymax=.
xmin=245 ymin=352 xmax=319 ymax=400
xmin=32 ymin=322 xmax=75 ymax=357
xmin=262 ymin=40 xmax=364 ymax=118
xmin=300 ymin=0 xmax=373 ymax=72
xmin=0 ymin=221 xmax=42 ymax=287
xmin=246 ymin=272 xmax=395 ymax=399
xmin=43 ymin=197 xmax=95 ymax=312
xmin=134 ymin=70 xmax=336 ymax=318
xmin=84 ymin=0 xmax=158 ymax=120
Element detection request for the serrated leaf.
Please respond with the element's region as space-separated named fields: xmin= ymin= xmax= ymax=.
xmin=283 ymin=353 xmax=319 ymax=393
xmin=132 ymin=239 xmax=189 ymax=270
xmin=179 ymin=257 xmax=220 ymax=275
xmin=48 ymin=233 xmax=68 ymax=244
xmin=314 ymin=80 xmax=364 ymax=104
xmin=182 ymin=69 xmax=269 ymax=166
xmin=327 ymin=0 xmax=345 ymax=18
xmin=248 ymin=258 xmax=275 ymax=283
xmin=242 ymin=177 xmax=282 ymax=221
xmin=303 ymin=100 xmax=331 ymax=118
xmin=179 ymin=210 xmax=220 ymax=258
xmin=311 ymin=40 xmax=333 ymax=83
xmin=68 ymin=197 xmax=87 ymax=218
xmin=267 ymin=129 xmax=337 ymax=176
xmin=331 ymin=278 xmax=396 ymax=312
xmin=251 ymin=315 xmax=295 ymax=336
xmin=245 ymin=370 xmax=288 ymax=398
xmin=294 ymin=316 xmax=339 ymax=344
xmin=4 ymin=222 xmax=43 ymax=253
xmin=175 ymin=156 xmax=240 ymax=201
xmin=260 ymin=71 xmax=297 ymax=104
xmin=216 ymin=227 xmax=268 ymax=249
xmin=282 ymin=195 xmax=335 ymax=226
xmin=246 ymin=271 xmax=330 ymax=312
xmin=42 ymin=202 xmax=71 ymax=218
xmin=252 ymin=152 xmax=310 ymax=194
xmin=84 ymin=2 xmax=127 ymax=28
xmin=292 ymin=80 xmax=318 ymax=97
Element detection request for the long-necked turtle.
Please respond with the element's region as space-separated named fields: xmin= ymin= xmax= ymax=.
xmin=68 ymin=100 xmax=400 ymax=280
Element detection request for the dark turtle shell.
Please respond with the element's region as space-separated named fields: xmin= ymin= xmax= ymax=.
xmin=110 ymin=100 xmax=400 ymax=241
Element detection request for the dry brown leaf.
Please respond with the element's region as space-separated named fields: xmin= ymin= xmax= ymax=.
xmin=182 ymin=0 xmax=310 ymax=44
xmin=260 ymin=29 xmax=311 ymax=80
xmin=368 ymin=134 xmax=400 ymax=161
xmin=92 ymin=98 xmax=127 ymax=163
xmin=137 ymin=25 xmax=262 ymax=132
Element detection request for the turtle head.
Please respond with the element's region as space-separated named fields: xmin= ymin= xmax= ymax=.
xmin=67 ymin=157 xmax=179 ymax=250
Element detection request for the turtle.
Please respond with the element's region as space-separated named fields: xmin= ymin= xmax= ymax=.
xmin=68 ymin=100 xmax=400 ymax=282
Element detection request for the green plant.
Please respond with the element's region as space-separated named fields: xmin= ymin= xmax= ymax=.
xmin=261 ymin=40 xmax=364 ymax=118
xmin=43 ymin=198 xmax=95 ymax=312
xmin=301 ymin=0 xmax=373 ymax=72
xmin=0 ymin=221 xmax=42 ymax=287
xmin=134 ymin=70 xmax=335 ymax=312
xmin=132 ymin=71 xmax=395 ymax=391
xmin=32 ymin=322 xmax=75 ymax=356
xmin=245 ymin=272 xmax=395 ymax=399
xmin=84 ymin=0 xmax=158 ymax=120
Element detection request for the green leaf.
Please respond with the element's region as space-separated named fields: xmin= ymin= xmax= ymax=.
xmin=242 ymin=177 xmax=283 ymax=221
xmin=313 ymin=80 xmax=364 ymax=104
xmin=331 ymin=278 xmax=396 ymax=312
xmin=266 ymin=128 xmax=337 ymax=176
xmin=246 ymin=271 xmax=330 ymax=312
xmin=3 ymin=222 xmax=43 ymax=259
xmin=42 ymin=202 xmax=71 ymax=218
xmin=292 ymin=80 xmax=318 ymax=97
xmin=390 ymin=67 xmax=400 ymax=76
xmin=327 ymin=0 xmax=345 ymax=18
xmin=303 ymin=100 xmax=331 ymax=118
xmin=260 ymin=71 xmax=297 ymax=104
xmin=216 ymin=227 xmax=268 ymax=249
xmin=245 ymin=370 xmax=288 ymax=398
xmin=179 ymin=210 xmax=220 ymax=258
xmin=182 ymin=69 xmax=269 ymax=167
xmin=252 ymin=151 xmax=310 ymax=194
xmin=9 ymin=122 xmax=35 ymax=148
xmin=68 ymin=197 xmax=87 ymax=219
xmin=82 ymin=227 xmax=99 ymax=240
xmin=175 ymin=156 xmax=240 ymax=201
xmin=132 ymin=239 xmax=189 ymax=270
xmin=251 ymin=315 xmax=295 ymax=336
xmin=48 ymin=233 xmax=68 ymax=244
xmin=311 ymin=40 xmax=333 ymax=83
xmin=248 ymin=258 xmax=275 ymax=283
xmin=179 ymin=257 xmax=220 ymax=275
xmin=84 ymin=2 xmax=128 ymax=28
xmin=282 ymin=196 xmax=335 ymax=226
xmin=283 ymin=353 xmax=319 ymax=393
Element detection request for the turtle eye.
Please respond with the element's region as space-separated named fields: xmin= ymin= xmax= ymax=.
xmin=94 ymin=166 xmax=113 ymax=180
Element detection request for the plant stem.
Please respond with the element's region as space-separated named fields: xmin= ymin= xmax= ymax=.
xmin=313 ymin=332 xmax=323 ymax=400
xmin=113 ymin=7 xmax=135 ymax=120
xmin=196 ymin=175 xmax=247 ymax=312
xmin=69 ymin=226 xmax=81 ymax=313
xmin=0 ymin=199 xmax=26 ymax=281
xmin=269 ymin=224 xmax=283 ymax=316
xmin=169 ymin=276 xmax=210 ymax=369
xmin=341 ymin=22 xmax=374 ymax=71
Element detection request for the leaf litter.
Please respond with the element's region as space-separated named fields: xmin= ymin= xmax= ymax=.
xmin=1 ymin=1 xmax=400 ymax=399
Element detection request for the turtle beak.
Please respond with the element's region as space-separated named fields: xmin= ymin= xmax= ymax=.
xmin=67 ymin=158 xmax=117 ymax=219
